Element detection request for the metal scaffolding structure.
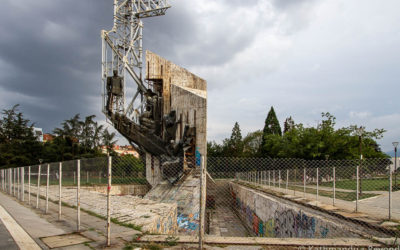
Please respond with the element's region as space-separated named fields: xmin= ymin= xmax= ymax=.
xmin=101 ymin=0 xmax=170 ymax=119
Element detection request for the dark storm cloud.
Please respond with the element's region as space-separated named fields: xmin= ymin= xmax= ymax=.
xmin=0 ymin=0 xmax=112 ymax=132
xmin=143 ymin=0 xmax=317 ymax=67
xmin=143 ymin=0 xmax=265 ymax=66
xmin=0 ymin=0 xmax=318 ymax=132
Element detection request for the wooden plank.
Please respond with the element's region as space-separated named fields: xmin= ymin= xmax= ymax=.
xmin=0 ymin=205 xmax=41 ymax=250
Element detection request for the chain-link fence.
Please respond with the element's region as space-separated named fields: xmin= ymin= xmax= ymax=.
xmin=207 ymin=157 xmax=397 ymax=239
xmin=0 ymin=156 xmax=398 ymax=247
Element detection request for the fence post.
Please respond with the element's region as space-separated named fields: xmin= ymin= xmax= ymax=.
xmin=268 ymin=171 xmax=271 ymax=187
xmin=59 ymin=162 xmax=62 ymax=221
xmin=87 ymin=171 xmax=89 ymax=184
xmin=99 ymin=171 xmax=101 ymax=183
xmin=36 ymin=165 xmax=41 ymax=209
xmin=273 ymin=170 xmax=275 ymax=187
xmin=356 ymin=165 xmax=359 ymax=212
xmin=1 ymin=169 xmax=3 ymax=191
xmin=303 ymin=168 xmax=306 ymax=198
xmin=9 ymin=169 xmax=11 ymax=195
xmin=13 ymin=168 xmax=16 ymax=196
xmin=389 ymin=167 xmax=392 ymax=220
xmin=316 ymin=168 xmax=319 ymax=203
xmin=294 ymin=168 xmax=296 ymax=196
xmin=264 ymin=171 xmax=267 ymax=185
xmin=74 ymin=171 xmax=76 ymax=185
xmin=286 ymin=169 xmax=289 ymax=193
xmin=77 ymin=160 xmax=81 ymax=231
xmin=107 ymin=156 xmax=112 ymax=247
xmin=17 ymin=167 xmax=20 ymax=200
xmin=278 ymin=170 xmax=281 ymax=189
xmin=199 ymin=156 xmax=206 ymax=249
xmin=333 ymin=167 xmax=336 ymax=206
xmin=28 ymin=166 xmax=31 ymax=205
xmin=45 ymin=164 xmax=50 ymax=214
xmin=21 ymin=167 xmax=24 ymax=202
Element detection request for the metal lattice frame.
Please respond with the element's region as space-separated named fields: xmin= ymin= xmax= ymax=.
xmin=101 ymin=0 xmax=170 ymax=119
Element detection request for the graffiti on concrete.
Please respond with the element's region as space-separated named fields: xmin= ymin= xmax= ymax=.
xmin=274 ymin=210 xmax=318 ymax=238
xmin=177 ymin=212 xmax=199 ymax=232
xmin=231 ymin=184 xmax=339 ymax=238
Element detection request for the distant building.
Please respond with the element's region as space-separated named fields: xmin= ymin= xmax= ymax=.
xmin=32 ymin=127 xmax=43 ymax=142
xmin=100 ymin=145 xmax=139 ymax=157
xmin=43 ymin=134 xmax=54 ymax=143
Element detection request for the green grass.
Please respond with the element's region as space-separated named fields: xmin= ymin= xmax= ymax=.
xmin=287 ymin=185 xmax=377 ymax=201
xmin=319 ymin=177 xmax=400 ymax=191
xmin=239 ymin=181 xmax=377 ymax=201
xmin=110 ymin=218 xmax=142 ymax=231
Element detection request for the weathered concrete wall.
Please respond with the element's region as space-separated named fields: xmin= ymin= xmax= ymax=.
xmin=145 ymin=153 xmax=162 ymax=187
xmin=230 ymin=182 xmax=360 ymax=238
xmin=82 ymin=184 xmax=149 ymax=196
xmin=170 ymin=84 xmax=207 ymax=158
xmin=146 ymin=50 xmax=207 ymax=115
xmin=143 ymin=51 xmax=207 ymax=235
xmin=27 ymin=185 xmax=177 ymax=234
xmin=144 ymin=51 xmax=207 ymax=187
xmin=145 ymin=170 xmax=201 ymax=235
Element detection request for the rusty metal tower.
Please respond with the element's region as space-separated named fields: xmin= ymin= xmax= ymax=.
xmin=101 ymin=0 xmax=170 ymax=120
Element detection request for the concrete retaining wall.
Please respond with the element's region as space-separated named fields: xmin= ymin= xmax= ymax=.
xmin=82 ymin=184 xmax=149 ymax=196
xmin=230 ymin=182 xmax=360 ymax=238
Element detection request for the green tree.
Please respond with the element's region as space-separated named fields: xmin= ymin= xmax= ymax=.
xmin=242 ymin=130 xmax=263 ymax=157
xmin=283 ymin=116 xmax=295 ymax=133
xmin=0 ymin=105 xmax=43 ymax=168
xmin=261 ymin=106 xmax=282 ymax=156
xmin=102 ymin=128 xmax=117 ymax=155
xmin=207 ymin=141 xmax=224 ymax=157
xmin=262 ymin=112 xmax=388 ymax=160
xmin=227 ymin=122 xmax=243 ymax=157
xmin=92 ymin=121 xmax=104 ymax=150
xmin=80 ymin=115 xmax=94 ymax=148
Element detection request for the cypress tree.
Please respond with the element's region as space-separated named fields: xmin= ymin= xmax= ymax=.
xmin=229 ymin=122 xmax=243 ymax=157
xmin=261 ymin=107 xmax=282 ymax=155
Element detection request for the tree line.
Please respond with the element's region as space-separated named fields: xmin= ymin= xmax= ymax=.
xmin=0 ymin=104 xmax=118 ymax=168
xmin=207 ymin=106 xmax=389 ymax=160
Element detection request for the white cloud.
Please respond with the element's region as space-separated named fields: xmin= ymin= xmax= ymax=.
xmin=349 ymin=111 xmax=371 ymax=119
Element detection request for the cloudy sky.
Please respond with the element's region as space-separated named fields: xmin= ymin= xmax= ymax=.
xmin=0 ymin=0 xmax=399 ymax=153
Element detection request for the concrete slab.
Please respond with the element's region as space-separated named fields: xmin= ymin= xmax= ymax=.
xmin=41 ymin=233 xmax=92 ymax=248
xmin=380 ymin=221 xmax=400 ymax=227
xmin=318 ymin=204 xmax=339 ymax=211
xmin=0 ymin=215 xmax=19 ymax=250
xmin=0 ymin=205 xmax=41 ymax=250
xmin=0 ymin=192 xmax=65 ymax=238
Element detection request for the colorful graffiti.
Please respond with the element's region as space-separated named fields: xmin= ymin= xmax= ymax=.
xmin=231 ymin=187 xmax=331 ymax=238
xmin=274 ymin=210 xmax=318 ymax=238
xmin=155 ymin=209 xmax=177 ymax=235
xmin=177 ymin=212 xmax=199 ymax=233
